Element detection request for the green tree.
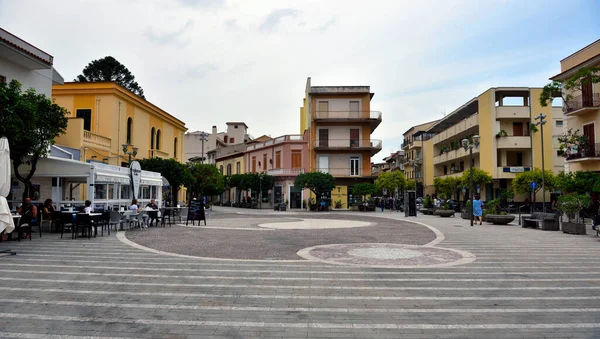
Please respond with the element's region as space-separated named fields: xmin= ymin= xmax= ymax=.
xmin=460 ymin=168 xmax=493 ymax=190
xmin=187 ymin=163 xmax=224 ymax=198
xmin=0 ymin=80 xmax=68 ymax=201
xmin=555 ymin=170 xmax=600 ymax=195
xmin=375 ymin=171 xmax=405 ymax=197
xmin=539 ymin=66 xmax=600 ymax=109
xmin=434 ymin=177 xmax=461 ymax=199
xmin=512 ymin=168 xmax=555 ymax=198
xmin=75 ymin=56 xmax=146 ymax=99
xmin=352 ymin=183 xmax=377 ymax=202
xmin=294 ymin=171 xmax=336 ymax=199
xmin=137 ymin=157 xmax=192 ymax=205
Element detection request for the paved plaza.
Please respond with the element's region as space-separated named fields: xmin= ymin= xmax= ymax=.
xmin=1 ymin=208 xmax=600 ymax=338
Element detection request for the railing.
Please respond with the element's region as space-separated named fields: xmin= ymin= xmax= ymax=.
xmin=566 ymin=94 xmax=600 ymax=113
xmin=432 ymin=113 xmax=478 ymax=144
xmin=148 ymin=149 xmax=170 ymax=158
xmin=267 ymin=168 xmax=305 ymax=176
xmin=317 ymin=168 xmax=367 ymax=177
xmin=247 ymin=135 xmax=305 ymax=151
xmin=566 ymin=143 xmax=600 ymax=161
xmin=313 ymin=139 xmax=382 ymax=149
xmin=314 ymin=111 xmax=382 ymax=120
xmin=83 ymin=131 xmax=111 ymax=150
xmin=496 ymin=135 xmax=531 ymax=148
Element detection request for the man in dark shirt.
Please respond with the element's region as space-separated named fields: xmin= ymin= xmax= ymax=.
xmin=145 ymin=199 xmax=159 ymax=226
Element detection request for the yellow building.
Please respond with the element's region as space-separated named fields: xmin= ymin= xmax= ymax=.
xmin=300 ymin=77 xmax=383 ymax=208
xmin=420 ymin=87 xmax=563 ymax=202
xmin=550 ymin=39 xmax=600 ymax=173
xmin=52 ymin=82 xmax=188 ymax=202
xmin=401 ymin=120 xmax=438 ymax=197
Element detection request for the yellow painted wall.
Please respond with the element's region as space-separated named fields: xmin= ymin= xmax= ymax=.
xmin=55 ymin=118 xmax=84 ymax=152
xmin=331 ymin=185 xmax=348 ymax=209
xmin=530 ymin=88 xmax=555 ymax=171
xmin=477 ymin=89 xmax=494 ymax=175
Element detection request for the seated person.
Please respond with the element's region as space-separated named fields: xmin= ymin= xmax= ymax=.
xmin=129 ymin=199 xmax=140 ymax=213
xmin=145 ymin=199 xmax=159 ymax=226
xmin=17 ymin=197 xmax=38 ymax=238
xmin=83 ymin=200 xmax=93 ymax=213
xmin=42 ymin=198 xmax=56 ymax=220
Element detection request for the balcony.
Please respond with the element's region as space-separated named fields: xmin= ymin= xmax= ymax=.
xmin=497 ymin=166 xmax=531 ymax=179
xmin=83 ymin=131 xmax=111 ymax=152
xmin=496 ymin=136 xmax=531 ymax=149
xmin=267 ymin=168 xmax=304 ymax=176
xmin=496 ymin=106 xmax=530 ymax=119
xmin=314 ymin=111 xmax=382 ymax=131
xmin=148 ymin=149 xmax=170 ymax=159
xmin=565 ymin=143 xmax=600 ymax=162
xmin=565 ymin=94 xmax=600 ymax=116
xmin=432 ymin=114 xmax=478 ymax=144
xmin=433 ymin=147 xmax=478 ymax=165
xmin=313 ymin=139 xmax=382 ymax=156
xmin=246 ymin=134 xmax=304 ymax=151
xmin=318 ymin=168 xmax=372 ymax=178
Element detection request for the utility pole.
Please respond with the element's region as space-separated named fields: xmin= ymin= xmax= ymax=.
xmin=535 ymin=113 xmax=547 ymax=212
xmin=462 ymin=135 xmax=480 ymax=227
xmin=198 ymin=131 xmax=209 ymax=164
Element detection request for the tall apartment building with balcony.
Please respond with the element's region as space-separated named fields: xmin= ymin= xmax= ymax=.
xmin=401 ymin=121 xmax=438 ymax=198
xmin=423 ymin=87 xmax=563 ymax=202
xmin=300 ymin=77 xmax=382 ymax=208
xmin=550 ymin=39 xmax=600 ymax=173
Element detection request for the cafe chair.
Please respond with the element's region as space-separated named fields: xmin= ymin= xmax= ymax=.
xmin=160 ymin=208 xmax=171 ymax=227
xmin=109 ymin=211 xmax=124 ymax=232
xmin=59 ymin=213 xmax=75 ymax=239
xmin=75 ymin=213 xmax=93 ymax=239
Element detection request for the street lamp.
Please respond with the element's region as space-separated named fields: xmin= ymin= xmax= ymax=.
xmin=535 ymin=113 xmax=547 ymax=212
xmin=122 ymin=143 xmax=138 ymax=165
xmin=461 ymin=135 xmax=480 ymax=227
xmin=198 ymin=131 xmax=209 ymax=164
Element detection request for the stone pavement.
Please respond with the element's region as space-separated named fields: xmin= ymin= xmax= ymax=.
xmin=0 ymin=207 xmax=599 ymax=338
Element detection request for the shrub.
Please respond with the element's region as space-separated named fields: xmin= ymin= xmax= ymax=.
xmin=558 ymin=194 xmax=591 ymax=222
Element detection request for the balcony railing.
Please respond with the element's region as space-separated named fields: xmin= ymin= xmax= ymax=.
xmin=565 ymin=94 xmax=600 ymax=114
xmin=314 ymin=111 xmax=382 ymax=120
xmin=267 ymin=168 xmax=304 ymax=176
xmin=148 ymin=149 xmax=170 ymax=159
xmin=566 ymin=143 xmax=600 ymax=161
xmin=496 ymin=135 xmax=531 ymax=149
xmin=83 ymin=131 xmax=111 ymax=151
xmin=317 ymin=168 xmax=369 ymax=177
xmin=313 ymin=139 xmax=382 ymax=149
xmin=246 ymin=134 xmax=305 ymax=151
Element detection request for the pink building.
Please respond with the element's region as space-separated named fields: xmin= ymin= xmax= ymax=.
xmin=244 ymin=134 xmax=308 ymax=209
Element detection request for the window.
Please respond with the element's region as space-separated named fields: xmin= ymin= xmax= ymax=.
xmin=350 ymin=157 xmax=360 ymax=176
xmin=230 ymin=137 xmax=235 ymax=143
xmin=173 ymin=138 xmax=178 ymax=158
xmin=227 ymin=164 xmax=232 ymax=176
xmin=350 ymin=129 xmax=359 ymax=147
xmin=459 ymin=161 xmax=464 ymax=172
xmin=150 ymin=127 xmax=156 ymax=149
xmin=126 ymin=118 xmax=133 ymax=144
xmin=275 ymin=151 xmax=281 ymax=168
xmin=556 ymin=121 xmax=563 ymax=127
xmin=236 ymin=162 xmax=240 ymax=174
xmin=318 ymin=129 xmax=329 ymax=147
xmin=120 ymin=185 xmax=131 ymax=200
xmin=156 ymin=129 xmax=161 ymax=150
xmin=263 ymin=154 xmax=267 ymax=171
xmin=516 ymin=152 xmax=523 ymax=166
xmin=317 ymin=156 xmax=329 ymax=173
xmin=318 ymin=101 xmax=329 ymax=112
xmin=292 ymin=150 xmax=302 ymax=169
xmin=94 ymin=184 xmax=107 ymax=200
xmin=0 ymin=75 xmax=6 ymax=84
xmin=252 ymin=157 xmax=256 ymax=172
xmin=349 ymin=101 xmax=359 ymax=118
xmin=443 ymin=165 xmax=447 ymax=175
xmin=76 ymin=109 xmax=92 ymax=131
xmin=219 ymin=165 xmax=223 ymax=174
xmin=142 ymin=186 xmax=151 ymax=199
xmin=234 ymin=125 xmax=238 ymax=129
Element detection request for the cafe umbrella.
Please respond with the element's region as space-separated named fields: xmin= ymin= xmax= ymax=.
xmin=0 ymin=137 xmax=16 ymax=255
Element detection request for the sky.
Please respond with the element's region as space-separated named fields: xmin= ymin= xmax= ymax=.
xmin=1 ymin=0 xmax=599 ymax=162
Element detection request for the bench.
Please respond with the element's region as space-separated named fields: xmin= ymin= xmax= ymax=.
xmin=521 ymin=212 xmax=559 ymax=231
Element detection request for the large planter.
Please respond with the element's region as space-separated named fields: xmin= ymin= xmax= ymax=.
xmin=434 ymin=209 xmax=455 ymax=218
xmin=562 ymin=222 xmax=586 ymax=235
xmin=485 ymin=214 xmax=515 ymax=225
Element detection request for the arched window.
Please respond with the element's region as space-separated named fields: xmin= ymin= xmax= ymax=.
xmin=219 ymin=165 xmax=223 ymax=174
xmin=226 ymin=164 xmax=232 ymax=176
xmin=173 ymin=138 xmax=178 ymax=158
xmin=126 ymin=118 xmax=133 ymax=144
xmin=156 ymin=129 xmax=161 ymax=150
xmin=150 ymin=127 xmax=155 ymax=149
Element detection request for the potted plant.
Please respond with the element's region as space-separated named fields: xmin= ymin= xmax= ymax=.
xmin=279 ymin=199 xmax=288 ymax=211
xmin=308 ymin=197 xmax=317 ymax=211
xmin=335 ymin=200 xmax=343 ymax=209
xmin=558 ymin=194 xmax=590 ymax=234
xmin=495 ymin=130 xmax=508 ymax=138
xmin=434 ymin=202 xmax=455 ymax=217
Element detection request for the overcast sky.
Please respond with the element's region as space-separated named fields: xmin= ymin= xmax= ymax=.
xmin=1 ymin=0 xmax=599 ymax=162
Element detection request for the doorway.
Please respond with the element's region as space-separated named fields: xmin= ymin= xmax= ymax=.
xmin=583 ymin=123 xmax=595 ymax=156
xmin=290 ymin=186 xmax=302 ymax=209
xmin=513 ymin=122 xmax=523 ymax=136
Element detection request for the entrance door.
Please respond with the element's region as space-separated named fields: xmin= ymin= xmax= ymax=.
xmin=512 ymin=122 xmax=523 ymax=136
xmin=582 ymin=75 xmax=593 ymax=107
xmin=290 ymin=186 xmax=302 ymax=209
xmin=583 ymin=123 xmax=595 ymax=156
xmin=350 ymin=129 xmax=359 ymax=147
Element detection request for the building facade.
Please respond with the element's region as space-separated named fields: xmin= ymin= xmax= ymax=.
xmin=214 ymin=143 xmax=246 ymax=203
xmin=422 ymin=87 xmax=564 ymax=202
xmin=184 ymin=122 xmax=251 ymax=164
xmin=299 ymin=77 xmax=383 ymax=208
xmin=550 ymin=39 xmax=600 ymax=173
xmin=401 ymin=121 xmax=438 ymax=197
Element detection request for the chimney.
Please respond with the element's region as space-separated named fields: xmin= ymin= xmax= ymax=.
xmin=212 ymin=125 xmax=217 ymax=134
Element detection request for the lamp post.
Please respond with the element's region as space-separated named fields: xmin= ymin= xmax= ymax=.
xmin=461 ymin=135 xmax=480 ymax=227
xmin=259 ymin=174 xmax=263 ymax=209
xmin=198 ymin=131 xmax=209 ymax=164
xmin=122 ymin=143 xmax=138 ymax=166
xmin=534 ymin=113 xmax=547 ymax=212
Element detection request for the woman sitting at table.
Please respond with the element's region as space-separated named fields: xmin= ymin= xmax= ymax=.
xmin=129 ymin=199 xmax=141 ymax=213
xmin=42 ymin=198 xmax=56 ymax=220
xmin=82 ymin=200 xmax=93 ymax=213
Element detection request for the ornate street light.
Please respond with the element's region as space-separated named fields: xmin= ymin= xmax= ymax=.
xmin=122 ymin=143 xmax=138 ymax=165
xmin=198 ymin=131 xmax=210 ymax=164
xmin=534 ymin=113 xmax=547 ymax=212
xmin=461 ymin=135 xmax=480 ymax=227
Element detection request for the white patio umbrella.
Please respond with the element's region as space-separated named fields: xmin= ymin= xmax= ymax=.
xmin=0 ymin=137 xmax=15 ymax=238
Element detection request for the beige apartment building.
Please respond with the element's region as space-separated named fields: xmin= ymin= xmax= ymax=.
xmin=550 ymin=39 xmax=600 ymax=173
xmin=401 ymin=120 xmax=438 ymax=197
xmin=300 ymin=77 xmax=383 ymax=208
xmin=420 ymin=87 xmax=564 ymax=202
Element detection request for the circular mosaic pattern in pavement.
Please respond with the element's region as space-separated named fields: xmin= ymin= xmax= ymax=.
xmin=297 ymin=243 xmax=475 ymax=268
xmin=257 ymin=218 xmax=372 ymax=230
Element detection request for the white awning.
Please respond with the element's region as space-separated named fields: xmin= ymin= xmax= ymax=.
xmin=141 ymin=177 xmax=162 ymax=186
xmin=95 ymin=172 xmax=130 ymax=184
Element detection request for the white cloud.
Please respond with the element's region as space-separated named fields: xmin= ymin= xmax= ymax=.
xmin=0 ymin=0 xmax=592 ymax=163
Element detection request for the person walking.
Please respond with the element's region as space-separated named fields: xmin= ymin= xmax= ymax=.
xmin=472 ymin=195 xmax=483 ymax=225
